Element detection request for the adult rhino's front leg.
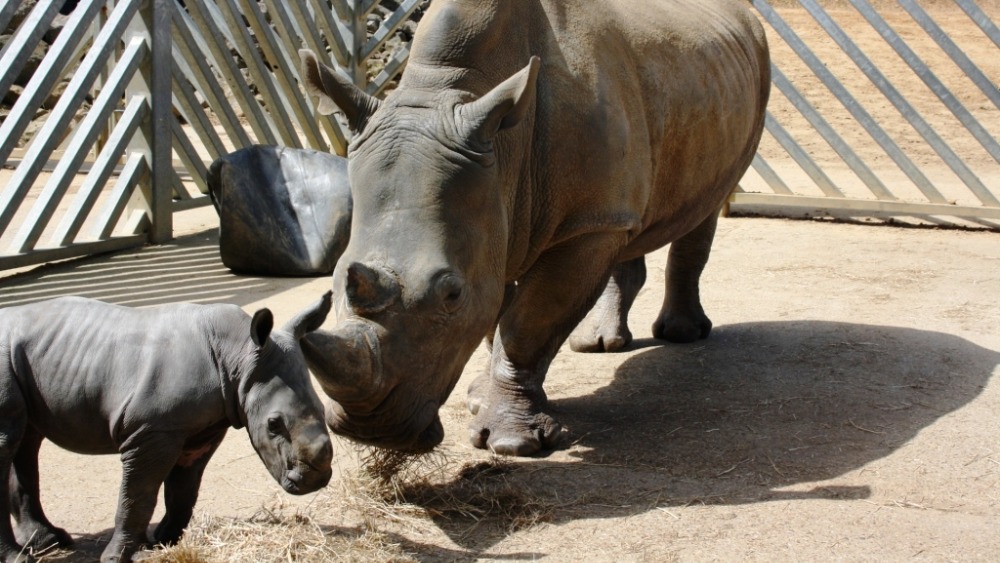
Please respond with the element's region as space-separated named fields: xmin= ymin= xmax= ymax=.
xmin=468 ymin=236 xmax=621 ymax=456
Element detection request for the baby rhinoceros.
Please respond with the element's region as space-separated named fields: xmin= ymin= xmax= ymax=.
xmin=0 ymin=292 xmax=336 ymax=563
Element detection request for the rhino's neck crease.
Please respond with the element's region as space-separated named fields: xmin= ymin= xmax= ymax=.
xmin=206 ymin=315 xmax=250 ymax=429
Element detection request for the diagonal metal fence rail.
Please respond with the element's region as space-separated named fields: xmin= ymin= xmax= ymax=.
xmin=738 ymin=0 xmax=1000 ymax=228
xmin=0 ymin=0 xmax=997 ymax=272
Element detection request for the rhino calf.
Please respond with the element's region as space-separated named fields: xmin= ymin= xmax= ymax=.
xmin=0 ymin=292 xmax=335 ymax=563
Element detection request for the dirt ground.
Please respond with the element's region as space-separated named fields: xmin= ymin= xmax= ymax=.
xmin=1 ymin=1 xmax=999 ymax=562
xmin=1 ymin=209 xmax=998 ymax=562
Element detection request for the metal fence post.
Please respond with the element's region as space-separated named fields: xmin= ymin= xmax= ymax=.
xmin=149 ymin=0 xmax=173 ymax=243
xmin=349 ymin=0 xmax=366 ymax=87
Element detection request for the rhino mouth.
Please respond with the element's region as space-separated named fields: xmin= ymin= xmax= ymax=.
xmin=326 ymin=397 xmax=444 ymax=453
xmin=281 ymin=463 xmax=333 ymax=495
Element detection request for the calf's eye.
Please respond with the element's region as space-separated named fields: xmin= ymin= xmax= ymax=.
xmin=267 ymin=416 xmax=286 ymax=437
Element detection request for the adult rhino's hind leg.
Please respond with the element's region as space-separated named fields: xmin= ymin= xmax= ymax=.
xmin=569 ymin=257 xmax=647 ymax=353
xmin=653 ymin=210 xmax=719 ymax=343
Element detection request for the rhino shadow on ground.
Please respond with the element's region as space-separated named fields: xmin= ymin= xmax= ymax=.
xmin=0 ymin=230 xmax=321 ymax=310
xmin=411 ymin=321 xmax=999 ymax=554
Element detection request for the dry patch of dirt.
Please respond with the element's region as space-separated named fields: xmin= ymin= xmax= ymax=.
xmin=3 ymin=212 xmax=997 ymax=562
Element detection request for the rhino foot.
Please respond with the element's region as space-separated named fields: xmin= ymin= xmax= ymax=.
xmin=0 ymin=547 xmax=33 ymax=563
xmin=466 ymin=375 xmax=567 ymax=456
xmin=568 ymin=294 xmax=633 ymax=352
xmin=652 ymin=310 xmax=712 ymax=343
xmin=151 ymin=518 xmax=185 ymax=546
xmin=15 ymin=523 xmax=72 ymax=552
xmin=568 ymin=323 xmax=633 ymax=353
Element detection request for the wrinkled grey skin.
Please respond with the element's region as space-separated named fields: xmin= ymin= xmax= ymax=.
xmin=0 ymin=292 xmax=334 ymax=563
xmin=300 ymin=0 xmax=770 ymax=456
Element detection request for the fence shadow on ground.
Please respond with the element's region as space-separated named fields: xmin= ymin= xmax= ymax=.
xmin=406 ymin=321 xmax=999 ymax=555
xmin=0 ymin=230 xmax=323 ymax=310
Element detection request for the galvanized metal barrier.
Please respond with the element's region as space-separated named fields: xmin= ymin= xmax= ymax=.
xmin=739 ymin=0 xmax=1000 ymax=227
xmin=0 ymin=0 xmax=997 ymax=272
xmin=0 ymin=0 xmax=420 ymax=271
xmin=0 ymin=0 xmax=172 ymax=270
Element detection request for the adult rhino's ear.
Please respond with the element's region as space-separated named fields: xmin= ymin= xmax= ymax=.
xmin=459 ymin=57 xmax=540 ymax=144
xmin=284 ymin=290 xmax=333 ymax=340
xmin=251 ymin=308 xmax=274 ymax=347
xmin=299 ymin=49 xmax=380 ymax=133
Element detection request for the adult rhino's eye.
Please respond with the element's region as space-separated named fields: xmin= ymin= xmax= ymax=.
xmin=267 ymin=415 xmax=287 ymax=438
xmin=437 ymin=273 xmax=466 ymax=313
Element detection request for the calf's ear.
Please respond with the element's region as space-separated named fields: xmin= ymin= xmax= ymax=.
xmin=251 ymin=309 xmax=274 ymax=347
xmin=285 ymin=290 xmax=333 ymax=340
xmin=300 ymin=49 xmax=380 ymax=133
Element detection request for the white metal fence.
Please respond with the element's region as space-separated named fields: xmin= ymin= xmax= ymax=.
xmin=0 ymin=0 xmax=997 ymax=271
xmin=739 ymin=0 xmax=1000 ymax=228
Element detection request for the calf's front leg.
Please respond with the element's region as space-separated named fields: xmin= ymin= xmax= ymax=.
xmin=102 ymin=437 xmax=181 ymax=563
xmin=152 ymin=431 xmax=226 ymax=545
xmin=569 ymin=256 xmax=647 ymax=352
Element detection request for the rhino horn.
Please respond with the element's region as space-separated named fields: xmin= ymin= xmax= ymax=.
xmin=283 ymin=290 xmax=333 ymax=339
xmin=301 ymin=323 xmax=381 ymax=398
xmin=346 ymin=262 xmax=400 ymax=315
xmin=459 ymin=56 xmax=540 ymax=143
xmin=299 ymin=49 xmax=380 ymax=132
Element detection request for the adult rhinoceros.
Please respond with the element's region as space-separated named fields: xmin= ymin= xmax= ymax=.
xmin=299 ymin=0 xmax=770 ymax=456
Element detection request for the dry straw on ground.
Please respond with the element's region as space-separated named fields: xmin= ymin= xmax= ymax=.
xmin=137 ymin=445 xmax=557 ymax=562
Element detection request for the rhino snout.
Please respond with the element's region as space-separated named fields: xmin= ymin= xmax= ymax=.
xmin=280 ymin=428 xmax=333 ymax=494
xmin=282 ymin=457 xmax=333 ymax=494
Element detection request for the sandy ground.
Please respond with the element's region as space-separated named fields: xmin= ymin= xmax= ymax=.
xmin=0 ymin=206 xmax=998 ymax=561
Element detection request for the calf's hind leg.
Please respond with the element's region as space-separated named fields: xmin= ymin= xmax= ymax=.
xmin=0 ymin=386 xmax=29 ymax=562
xmin=652 ymin=211 xmax=719 ymax=343
xmin=10 ymin=427 xmax=72 ymax=551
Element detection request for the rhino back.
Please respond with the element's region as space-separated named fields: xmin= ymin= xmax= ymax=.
xmin=0 ymin=297 xmax=248 ymax=454
xmin=406 ymin=0 xmax=768 ymax=263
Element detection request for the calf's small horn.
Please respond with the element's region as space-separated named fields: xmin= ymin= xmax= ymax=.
xmin=284 ymin=290 xmax=333 ymax=339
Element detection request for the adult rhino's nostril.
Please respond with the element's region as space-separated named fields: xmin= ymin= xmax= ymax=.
xmin=346 ymin=262 xmax=399 ymax=314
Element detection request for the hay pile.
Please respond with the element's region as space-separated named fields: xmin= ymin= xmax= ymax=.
xmin=140 ymin=445 xmax=553 ymax=562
